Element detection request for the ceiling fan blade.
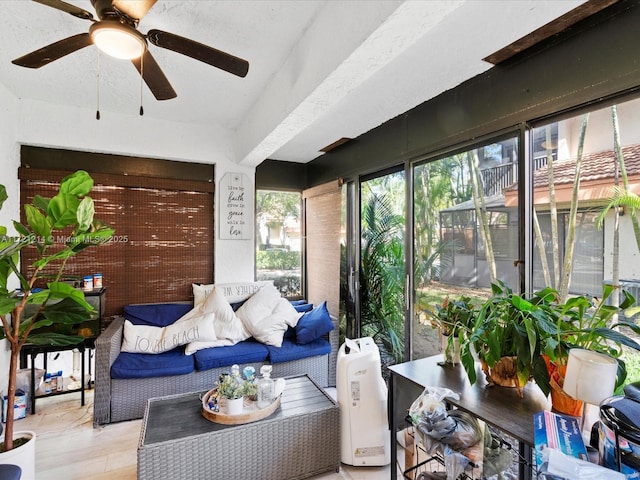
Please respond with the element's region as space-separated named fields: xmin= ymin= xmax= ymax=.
xmin=33 ymin=0 xmax=94 ymax=20
xmin=112 ymin=0 xmax=157 ymax=21
xmin=12 ymin=33 xmax=92 ymax=68
xmin=147 ymin=29 xmax=249 ymax=78
xmin=132 ymin=50 xmax=177 ymax=100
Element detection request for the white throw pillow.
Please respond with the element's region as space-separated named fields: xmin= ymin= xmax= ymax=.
xmin=184 ymin=339 xmax=234 ymax=355
xmin=192 ymin=283 xmax=214 ymax=308
xmin=192 ymin=281 xmax=273 ymax=307
xmin=121 ymin=311 xmax=217 ymax=354
xmin=236 ymin=285 xmax=302 ymax=347
xmin=213 ymin=281 xmax=273 ymax=303
xmin=200 ymin=286 xmax=250 ymax=343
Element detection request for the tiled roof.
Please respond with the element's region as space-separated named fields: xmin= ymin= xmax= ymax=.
xmin=532 ymin=144 xmax=640 ymax=188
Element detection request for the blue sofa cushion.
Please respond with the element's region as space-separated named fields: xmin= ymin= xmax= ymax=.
xmin=111 ymin=348 xmax=195 ymax=379
xmin=295 ymin=301 xmax=334 ymax=344
xmin=266 ymin=337 xmax=331 ymax=363
xmin=193 ymin=339 xmax=269 ymax=371
xmin=123 ymin=303 xmax=193 ymax=327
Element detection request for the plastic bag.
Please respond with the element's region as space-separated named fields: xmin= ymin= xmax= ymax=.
xmin=443 ymin=445 xmax=471 ymax=480
xmin=410 ymin=386 xmax=482 ymax=451
xmin=409 ymin=387 xmax=460 ymax=454
xmin=482 ymin=427 xmax=513 ymax=478
xmin=409 ymin=386 xmax=484 ymax=479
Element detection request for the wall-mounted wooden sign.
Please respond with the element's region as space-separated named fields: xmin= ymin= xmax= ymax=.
xmin=219 ymin=172 xmax=252 ymax=240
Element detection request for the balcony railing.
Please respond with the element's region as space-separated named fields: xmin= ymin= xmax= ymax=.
xmin=480 ymin=153 xmax=553 ymax=196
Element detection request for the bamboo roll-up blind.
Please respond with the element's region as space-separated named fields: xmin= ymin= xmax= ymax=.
xmin=303 ymin=180 xmax=342 ymax=318
xmin=19 ymin=167 xmax=214 ymax=317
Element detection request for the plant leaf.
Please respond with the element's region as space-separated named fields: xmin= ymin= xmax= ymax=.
xmin=59 ymin=170 xmax=93 ymax=197
xmin=0 ymin=185 xmax=7 ymax=210
xmin=47 ymin=193 xmax=80 ymax=229
xmin=33 ymin=195 xmax=49 ymax=211
xmin=24 ymin=204 xmax=51 ymax=241
xmin=76 ymin=196 xmax=94 ymax=232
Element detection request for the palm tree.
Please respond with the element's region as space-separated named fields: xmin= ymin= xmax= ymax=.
xmin=360 ymin=191 xmax=405 ymax=363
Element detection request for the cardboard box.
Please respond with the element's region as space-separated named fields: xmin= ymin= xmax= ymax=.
xmin=534 ymin=410 xmax=588 ymax=478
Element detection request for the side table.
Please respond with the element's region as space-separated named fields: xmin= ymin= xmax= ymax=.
xmin=18 ymin=287 xmax=105 ymax=414
xmin=19 ymin=341 xmax=89 ymax=414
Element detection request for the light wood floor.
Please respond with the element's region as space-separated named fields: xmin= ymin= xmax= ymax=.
xmin=15 ymin=388 xmax=403 ymax=479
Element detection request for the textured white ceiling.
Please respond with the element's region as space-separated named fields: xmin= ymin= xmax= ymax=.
xmin=0 ymin=0 xmax=586 ymax=166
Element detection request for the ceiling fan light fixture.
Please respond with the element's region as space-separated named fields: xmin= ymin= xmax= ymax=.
xmin=90 ymin=22 xmax=146 ymax=60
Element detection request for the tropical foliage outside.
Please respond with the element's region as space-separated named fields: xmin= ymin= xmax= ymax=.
xmin=354 ymin=95 xmax=640 ymax=385
xmin=255 ymin=190 xmax=301 ymax=297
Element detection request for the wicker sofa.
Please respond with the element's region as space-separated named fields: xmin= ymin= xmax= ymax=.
xmin=93 ymin=283 xmax=338 ymax=426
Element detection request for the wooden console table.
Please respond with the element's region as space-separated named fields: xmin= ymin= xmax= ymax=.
xmin=388 ymin=355 xmax=550 ymax=480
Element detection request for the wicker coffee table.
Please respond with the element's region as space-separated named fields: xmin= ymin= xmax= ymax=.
xmin=137 ymin=374 xmax=340 ymax=480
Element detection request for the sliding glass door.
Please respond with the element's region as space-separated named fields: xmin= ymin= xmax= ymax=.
xmin=411 ymin=136 xmax=521 ymax=360
xmin=359 ymin=169 xmax=407 ymax=366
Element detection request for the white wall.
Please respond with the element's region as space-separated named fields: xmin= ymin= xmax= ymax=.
xmin=558 ymin=97 xmax=640 ymax=161
xmin=0 ymin=82 xmax=19 ymax=396
xmin=0 ymin=94 xmax=258 ymax=393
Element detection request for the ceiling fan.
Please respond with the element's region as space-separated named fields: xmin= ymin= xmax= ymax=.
xmin=11 ymin=0 xmax=249 ymax=100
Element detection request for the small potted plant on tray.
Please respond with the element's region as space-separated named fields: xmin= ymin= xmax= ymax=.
xmin=216 ymin=365 xmax=257 ymax=415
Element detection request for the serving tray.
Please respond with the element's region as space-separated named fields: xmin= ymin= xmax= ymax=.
xmin=201 ymin=388 xmax=281 ymax=425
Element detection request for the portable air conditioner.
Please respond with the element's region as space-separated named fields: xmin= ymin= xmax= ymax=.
xmin=337 ymin=337 xmax=390 ymax=466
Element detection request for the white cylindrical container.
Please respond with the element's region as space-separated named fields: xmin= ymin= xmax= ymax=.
xmin=83 ymin=275 xmax=93 ymax=291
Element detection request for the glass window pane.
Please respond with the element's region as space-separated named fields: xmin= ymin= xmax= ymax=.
xmin=412 ymin=136 xmax=519 ymax=360
xmin=255 ymin=190 xmax=302 ymax=297
xmin=530 ymin=96 xmax=640 ymax=301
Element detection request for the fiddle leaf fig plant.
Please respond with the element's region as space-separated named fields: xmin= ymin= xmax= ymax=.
xmin=0 ymin=170 xmax=113 ymax=451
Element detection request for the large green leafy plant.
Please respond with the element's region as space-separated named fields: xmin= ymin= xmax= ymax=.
xmin=0 ymin=171 xmax=113 ymax=451
xmin=541 ymin=284 xmax=640 ymax=390
xmin=459 ymin=281 xmax=555 ymax=398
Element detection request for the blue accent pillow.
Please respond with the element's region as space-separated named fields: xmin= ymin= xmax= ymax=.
xmin=123 ymin=303 xmax=193 ymax=327
xmin=295 ymin=301 xmax=334 ymax=344
xmin=290 ymin=300 xmax=308 ymax=306
xmin=293 ymin=303 xmax=313 ymax=313
xmin=230 ymin=299 xmax=247 ymax=311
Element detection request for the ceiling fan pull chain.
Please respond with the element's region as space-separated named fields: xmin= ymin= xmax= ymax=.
xmin=139 ymin=53 xmax=144 ymax=116
xmin=96 ymin=51 xmax=101 ymax=120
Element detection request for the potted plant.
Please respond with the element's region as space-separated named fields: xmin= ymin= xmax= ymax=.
xmin=423 ymin=295 xmax=477 ymax=364
xmin=541 ymin=284 xmax=640 ymax=414
xmin=0 ymin=170 xmax=113 ymax=463
xmin=215 ymin=365 xmax=257 ymax=415
xmin=459 ymin=281 xmax=555 ymax=398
